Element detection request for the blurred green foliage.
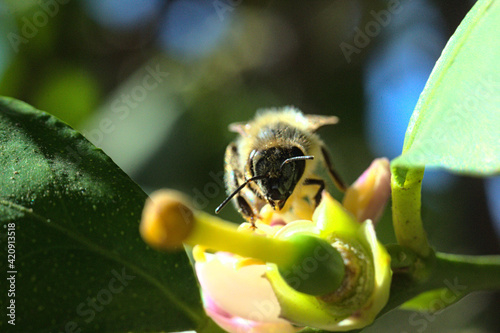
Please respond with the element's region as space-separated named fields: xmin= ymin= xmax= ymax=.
xmin=0 ymin=0 xmax=498 ymax=332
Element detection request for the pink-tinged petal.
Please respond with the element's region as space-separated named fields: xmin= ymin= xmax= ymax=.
xmin=195 ymin=252 xmax=298 ymax=332
xmin=342 ymin=158 xmax=391 ymax=224
xmin=204 ymin=294 xmax=299 ymax=333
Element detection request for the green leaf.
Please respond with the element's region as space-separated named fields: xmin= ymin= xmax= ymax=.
xmin=391 ymin=0 xmax=500 ymax=176
xmin=400 ymin=288 xmax=466 ymax=313
xmin=0 ymin=97 xmax=205 ymax=332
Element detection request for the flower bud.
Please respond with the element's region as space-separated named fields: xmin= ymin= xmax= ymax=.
xmin=343 ymin=158 xmax=391 ymax=223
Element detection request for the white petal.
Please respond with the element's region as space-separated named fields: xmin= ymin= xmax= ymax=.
xmin=196 ymin=253 xmax=287 ymax=324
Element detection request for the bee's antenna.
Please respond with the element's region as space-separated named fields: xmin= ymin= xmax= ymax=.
xmin=215 ymin=175 xmax=267 ymax=214
xmin=280 ymin=155 xmax=314 ymax=170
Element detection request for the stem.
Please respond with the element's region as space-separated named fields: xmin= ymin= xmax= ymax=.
xmin=391 ymin=167 xmax=431 ymax=257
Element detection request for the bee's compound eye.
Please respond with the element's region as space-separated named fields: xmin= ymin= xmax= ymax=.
xmin=250 ymin=149 xmax=271 ymax=178
xmin=280 ymin=162 xmax=294 ymax=179
xmin=279 ymin=147 xmax=307 ymax=193
xmin=266 ymin=179 xmax=282 ymax=199
xmin=279 ymin=163 xmax=298 ymax=193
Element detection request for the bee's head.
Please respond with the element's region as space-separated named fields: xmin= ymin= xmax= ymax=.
xmin=250 ymin=146 xmax=312 ymax=210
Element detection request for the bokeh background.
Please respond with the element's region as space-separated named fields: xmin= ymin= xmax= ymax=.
xmin=0 ymin=0 xmax=498 ymax=332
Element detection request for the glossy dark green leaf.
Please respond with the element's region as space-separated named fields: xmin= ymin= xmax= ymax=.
xmin=0 ymin=97 xmax=206 ymax=332
xmin=391 ymin=0 xmax=499 ymax=176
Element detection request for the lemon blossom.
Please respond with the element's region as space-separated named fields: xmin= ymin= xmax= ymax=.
xmin=192 ymin=158 xmax=392 ymax=332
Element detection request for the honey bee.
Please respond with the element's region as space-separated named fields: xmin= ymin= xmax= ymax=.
xmin=215 ymin=107 xmax=347 ymax=223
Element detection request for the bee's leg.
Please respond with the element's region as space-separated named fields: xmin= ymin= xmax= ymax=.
xmin=236 ymin=196 xmax=258 ymax=228
xmin=304 ymin=178 xmax=325 ymax=207
xmin=321 ymin=145 xmax=347 ymax=192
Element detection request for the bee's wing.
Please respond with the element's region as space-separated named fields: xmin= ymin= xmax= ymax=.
xmin=305 ymin=115 xmax=339 ymax=132
xmin=228 ymin=122 xmax=251 ymax=136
